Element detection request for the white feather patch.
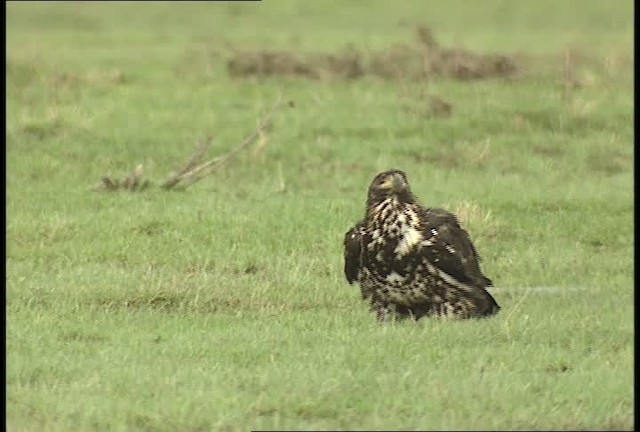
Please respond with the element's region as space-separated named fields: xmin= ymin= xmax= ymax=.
xmin=425 ymin=262 xmax=475 ymax=293
xmin=386 ymin=271 xmax=405 ymax=285
xmin=395 ymin=224 xmax=423 ymax=256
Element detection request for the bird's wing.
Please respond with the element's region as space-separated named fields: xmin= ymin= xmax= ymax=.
xmin=420 ymin=207 xmax=492 ymax=288
xmin=343 ymin=221 xmax=364 ymax=284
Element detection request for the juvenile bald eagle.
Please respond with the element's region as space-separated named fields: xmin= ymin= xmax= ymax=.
xmin=344 ymin=170 xmax=499 ymax=321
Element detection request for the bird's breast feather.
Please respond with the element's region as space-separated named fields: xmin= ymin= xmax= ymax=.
xmin=394 ymin=225 xmax=423 ymax=257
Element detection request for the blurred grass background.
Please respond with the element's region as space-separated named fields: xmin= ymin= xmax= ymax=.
xmin=6 ymin=1 xmax=633 ymax=430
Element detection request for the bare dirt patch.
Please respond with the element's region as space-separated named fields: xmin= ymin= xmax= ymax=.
xmin=228 ymin=46 xmax=365 ymax=81
xmin=227 ymin=25 xmax=518 ymax=82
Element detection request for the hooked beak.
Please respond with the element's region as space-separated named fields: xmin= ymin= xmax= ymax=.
xmin=391 ymin=172 xmax=407 ymax=192
xmin=379 ymin=172 xmax=407 ymax=193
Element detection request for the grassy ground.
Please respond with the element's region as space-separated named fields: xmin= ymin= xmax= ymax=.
xmin=6 ymin=1 xmax=634 ymax=431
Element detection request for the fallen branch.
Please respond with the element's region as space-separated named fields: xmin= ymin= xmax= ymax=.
xmin=93 ymin=92 xmax=285 ymax=192
xmin=160 ymin=91 xmax=284 ymax=189
xmin=160 ymin=136 xmax=210 ymax=189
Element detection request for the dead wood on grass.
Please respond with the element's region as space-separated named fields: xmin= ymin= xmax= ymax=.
xmin=93 ymin=92 xmax=285 ymax=192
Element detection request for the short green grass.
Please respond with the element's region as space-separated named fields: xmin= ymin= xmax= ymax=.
xmin=6 ymin=1 xmax=634 ymax=431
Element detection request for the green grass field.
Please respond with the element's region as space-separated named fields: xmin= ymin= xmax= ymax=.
xmin=6 ymin=1 xmax=634 ymax=430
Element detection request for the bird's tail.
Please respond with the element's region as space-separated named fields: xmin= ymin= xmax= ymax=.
xmin=478 ymin=289 xmax=500 ymax=316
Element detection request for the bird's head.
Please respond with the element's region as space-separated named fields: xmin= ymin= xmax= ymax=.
xmin=366 ymin=169 xmax=415 ymax=206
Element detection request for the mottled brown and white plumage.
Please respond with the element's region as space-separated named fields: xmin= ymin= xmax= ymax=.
xmin=344 ymin=170 xmax=499 ymax=321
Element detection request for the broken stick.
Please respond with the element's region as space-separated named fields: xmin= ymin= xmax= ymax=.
xmin=161 ymin=91 xmax=284 ymax=189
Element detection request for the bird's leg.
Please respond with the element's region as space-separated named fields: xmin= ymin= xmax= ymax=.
xmin=375 ymin=302 xmax=410 ymax=323
xmin=373 ymin=301 xmax=392 ymax=322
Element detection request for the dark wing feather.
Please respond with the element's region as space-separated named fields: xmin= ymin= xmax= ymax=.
xmin=421 ymin=207 xmax=492 ymax=288
xmin=343 ymin=221 xmax=364 ymax=284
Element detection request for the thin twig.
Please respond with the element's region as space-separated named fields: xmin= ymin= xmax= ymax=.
xmin=174 ymin=156 xmax=223 ymax=186
xmin=160 ymin=136 xmax=211 ymax=189
xmin=166 ymin=91 xmax=284 ymax=189
xmin=501 ymin=287 xmax=532 ymax=341
xmin=200 ymin=92 xmax=282 ymax=171
xmin=94 ymin=91 xmax=285 ymax=192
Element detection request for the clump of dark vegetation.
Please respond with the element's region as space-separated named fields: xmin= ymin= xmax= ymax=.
xmin=227 ymin=46 xmax=365 ymax=80
xmin=227 ymin=25 xmax=518 ymax=82
xmin=97 ymin=164 xmax=151 ymax=192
